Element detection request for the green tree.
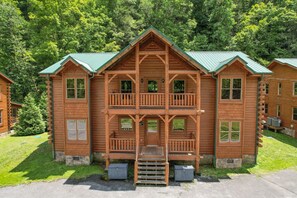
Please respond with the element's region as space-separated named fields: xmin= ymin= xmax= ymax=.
xmin=14 ymin=93 xmax=45 ymax=136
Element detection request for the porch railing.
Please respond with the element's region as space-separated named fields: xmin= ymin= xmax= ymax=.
xmin=169 ymin=93 xmax=196 ymax=107
xmin=109 ymin=93 xmax=136 ymax=106
xmin=110 ymin=138 xmax=136 ymax=152
xmin=140 ymin=93 xmax=165 ymax=106
xmin=168 ymin=139 xmax=195 ymax=153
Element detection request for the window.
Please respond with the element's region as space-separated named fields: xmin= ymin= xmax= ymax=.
xmin=265 ymin=104 xmax=268 ymax=114
xmin=0 ymin=110 xmax=2 ymax=126
xmin=277 ymin=105 xmax=281 ymax=117
xmin=147 ymin=119 xmax=158 ymax=132
xmin=278 ymin=82 xmax=282 ymax=95
xmin=173 ymin=80 xmax=185 ymax=93
xmin=294 ymin=82 xmax=297 ymax=96
xmin=120 ymin=118 xmax=133 ymax=131
xmin=219 ymin=121 xmax=240 ymax=143
xmin=66 ymin=78 xmax=85 ymax=99
xmin=221 ymin=78 xmax=242 ymax=100
xmin=172 ymin=118 xmax=185 ymax=131
xmin=148 ymin=80 xmax=158 ymax=93
xmin=12 ymin=108 xmax=17 ymax=117
xmin=265 ymin=83 xmax=269 ymax=94
xmin=121 ymin=80 xmax=132 ymax=93
xmin=67 ymin=119 xmax=87 ymax=141
xmin=0 ymin=85 xmax=2 ymax=101
xmin=293 ymin=108 xmax=297 ymax=121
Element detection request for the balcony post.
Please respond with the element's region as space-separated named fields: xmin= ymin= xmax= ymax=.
xmin=165 ymin=114 xmax=169 ymax=185
xmin=195 ymin=73 xmax=201 ymax=173
xmin=135 ymin=43 xmax=140 ymax=111
xmin=165 ymin=45 xmax=169 ymax=111
xmin=104 ymin=73 xmax=110 ymax=168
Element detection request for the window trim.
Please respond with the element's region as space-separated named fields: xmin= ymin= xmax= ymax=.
xmin=219 ymin=121 xmax=241 ymax=144
xmin=65 ymin=78 xmax=86 ymax=100
xmin=66 ymin=119 xmax=88 ymax=143
xmin=171 ymin=117 xmax=187 ymax=132
xmin=119 ymin=116 xmax=134 ymax=132
xmin=277 ymin=82 xmax=282 ymax=96
xmin=276 ymin=104 xmax=281 ymax=117
xmin=293 ymin=82 xmax=297 ymax=96
xmin=292 ymin=107 xmax=297 ymax=121
xmin=220 ymin=78 xmax=242 ymax=101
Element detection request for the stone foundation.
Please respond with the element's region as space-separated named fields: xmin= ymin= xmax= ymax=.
xmin=65 ymin=155 xmax=91 ymax=165
xmin=55 ymin=151 xmax=65 ymax=162
xmin=216 ymin=158 xmax=242 ymax=168
xmin=243 ymin=155 xmax=256 ymax=164
xmin=281 ymin=128 xmax=295 ymax=138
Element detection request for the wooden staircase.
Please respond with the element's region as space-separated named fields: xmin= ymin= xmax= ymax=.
xmin=136 ymin=158 xmax=167 ymax=185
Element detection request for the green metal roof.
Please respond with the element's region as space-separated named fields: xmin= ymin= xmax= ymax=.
xmin=40 ymin=27 xmax=272 ymax=75
xmin=274 ymin=58 xmax=297 ymax=69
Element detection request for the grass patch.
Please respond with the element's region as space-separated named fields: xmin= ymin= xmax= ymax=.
xmin=200 ymin=130 xmax=297 ymax=178
xmin=0 ymin=133 xmax=103 ymax=187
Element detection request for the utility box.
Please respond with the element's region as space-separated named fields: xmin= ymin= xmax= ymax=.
xmin=174 ymin=165 xmax=194 ymax=182
xmin=108 ymin=163 xmax=128 ymax=180
xmin=267 ymin=117 xmax=273 ymax=126
xmin=272 ymin=117 xmax=281 ymax=127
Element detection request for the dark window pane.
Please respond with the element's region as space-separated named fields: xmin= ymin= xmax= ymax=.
xmin=121 ymin=80 xmax=132 ymax=93
xmin=174 ymin=80 xmax=185 ymax=93
xmin=77 ymin=79 xmax=85 ymax=89
xmin=67 ymin=79 xmax=74 ymax=88
xmin=77 ymin=89 xmax=85 ymax=98
xmin=148 ymin=80 xmax=158 ymax=93
xmin=265 ymin=104 xmax=268 ymax=114
xmin=266 ymin=84 xmax=269 ymax=94
xmin=293 ymin=108 xmax=297 ymax=121
xmin=67 ymin=89 xmax=75 ymax=98
xmin=220 ymin=122 xmax=229 ymax=132
xmin=221 ymin=89 xmax=230 ymax=99
xmin=220 ymin=132 xmax=229 ymax=142
xmin=147 ymin=120 xmax=158 ymax=132
xmin=222 ymin=79 xmax=230 ymax=88
xmin=173 ymin=119 xmax=185 ymax=131
xmin=294 ymin=83 xmax=297 ymax=96
xmin=233 ymin=79 xmax=241 ymax=88
xmin=231 ymin=122 xmax=240 ymax=131
xmin=232 ymin=90 xmax=241 ymax=99
xmin=231 ymin=132 xmax=240 ymax=142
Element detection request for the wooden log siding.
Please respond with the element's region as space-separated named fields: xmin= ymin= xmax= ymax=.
xmin=109 ymin=138 xmax=136 ymax=152
xmin=169 ymin=139 xmax=195 ymax=153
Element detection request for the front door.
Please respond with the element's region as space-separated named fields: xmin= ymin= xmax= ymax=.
xmin=145 ymin=118 xmax=160 ymax=146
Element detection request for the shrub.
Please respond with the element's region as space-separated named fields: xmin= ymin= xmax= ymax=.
xmin=14 ymin=93 xmax=45 ymax=136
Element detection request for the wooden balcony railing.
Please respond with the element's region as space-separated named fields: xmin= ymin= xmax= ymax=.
xmin=169 ymin=139 xmax=195 ymax=153
xmin=110 ymin=138 xmax=136 ymax=152
xmin=140 ymin=93 xmax=165 ymax=106
xmin=169 ymin=93 xmax=196 ymax=107
xmin=109 ymin=93 xmax=135 ymax=106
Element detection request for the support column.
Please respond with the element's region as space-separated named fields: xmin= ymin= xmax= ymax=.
xmin=165 ymin=45 xmax=169 ymax=112
xmin=104 ymin=73 xmax=110 ymax=168
xmin=165 ymin=114 xmax=169 ymax=185
xmin=134 ymin=114 xmax=140 ymax=183
xmin=195 ymin=73 xmax=201 ymax=173
xmin=135 ymin=43 xmax=140 ymax=111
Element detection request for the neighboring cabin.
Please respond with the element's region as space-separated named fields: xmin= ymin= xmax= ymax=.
xmin=265 ymin=59 xmax=297 ymax=138
xmin=40 ymin=27 xmax=271 ymax=185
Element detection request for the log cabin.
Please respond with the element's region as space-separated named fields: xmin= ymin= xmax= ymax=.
xmin=0 ymin=72 xmax=13 ymax=134
xmin=40 ymin=27 xmax=272 ymax=185
xmin=265 ymin=59 xmax=297 ymax=138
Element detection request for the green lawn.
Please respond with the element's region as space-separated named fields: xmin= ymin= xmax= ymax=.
xmin=0 ymin=133 xmax=103 ymax=187
xmin=200 ymin=130 xmax=297 ymax=178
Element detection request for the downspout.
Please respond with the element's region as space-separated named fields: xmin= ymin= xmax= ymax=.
xmin=89 ymin=72 xmax=95 ymax=162
xmin=49 ymin=75 xmax=55 ymax=159
xmin=211 ymin=73 xmax=218 ymax=167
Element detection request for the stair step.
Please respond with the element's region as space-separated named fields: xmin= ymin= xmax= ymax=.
xmin=138 ymin=170 xmax=165 ymax=175
xmin=138 ymin=162 xmax=166 ymax=165
xmin=138 ymin=166 xmax=165 ymax=170
xmin=138 ymin=175 xmax=165 ymax=180
xmin=138 ymin=158 xmax=165 ymax=161
xmin=136 ymin=180 xmax=166 ymax=185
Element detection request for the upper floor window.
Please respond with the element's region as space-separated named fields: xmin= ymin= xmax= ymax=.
xmin=172 ymin=118 xmax=186 ymax=132
xmin=0 ymin=85 xmax=2 ymax=101
xmin=0 ymin=110 xmax=2 ymax=126
xmin=148 ymin=80 xmax=158 ymax=93
xmin=174 ymin=80 xmax=185 ymax=93
xmin=278 ymin=82 xmax=282 ymax=95
xmin=265 ymin=83 xmax=269 ymax=94
xmin=120 ymin=118 xmax=133 ymax=131
xmin=221 ymin=78 xmax=242 ymax=100
xmin=293 ymin=108 xmax=297 ymax=121
xmin=294 ymin=82 xmax=297 ymax=96
xmin=220 ymin=121 xmax=240 ymax=143
xmin=66 ymin=78 xmax=85 ymax=99
xmin=67 ymin=119 xmax=87 ymax=141
xmin=121 ymin=80 xmax=132 ymax=93
xmin=277 ymin=105 xmax=281 ymax=117
xmin=265 ymin=104 xmax=268 ymax=114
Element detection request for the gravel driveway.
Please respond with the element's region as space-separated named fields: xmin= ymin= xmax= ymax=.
xmin=0 ymin=169 xmax=296 ymax=198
